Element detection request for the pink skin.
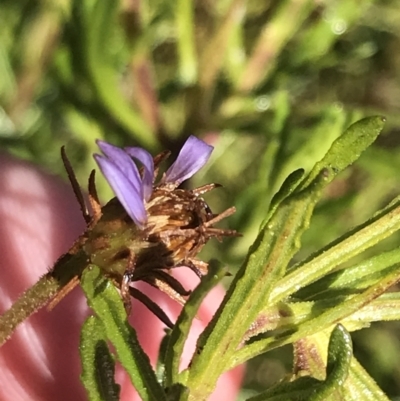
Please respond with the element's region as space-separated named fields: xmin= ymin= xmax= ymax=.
xmin=0 ymin=153 xmax=243 ymax=400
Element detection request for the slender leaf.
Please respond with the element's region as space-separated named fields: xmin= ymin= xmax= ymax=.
xmin=343 ymin=293 xmax=400 ymax=326
xmin=232 ymin=267 xmax=400 ymax=368
xmin=164 ymin=261 xmax=226 ymax=387
xmin=342 ymin=358 xmax=390 ymax=400
xmin=80 ymin=316 xmax=120 ymax=401
xmin=270 ymin=195 xmax=400 ymax=303
xmin=308 ymin=325 xmax=352 ymax=401
xmin=76 ymin=0 xmax=155 ymax=148
xmin=296 ymin=248 xmax=400 ymax=300
xmin=176 ymin=0 xmax=197 ymax=84
xmin=186 ymin=169 xmax=333 ymax=400
xmin=299 ymin=116 xmax=386 ymax=190
xmin=80 ymin=266 xmax=167 ymax=401
xmin=246 ymin=325 xmax=352 ymax=401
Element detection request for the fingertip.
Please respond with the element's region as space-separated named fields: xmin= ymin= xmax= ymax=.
xmin=0 ymin=152 xmax=89 ymax=401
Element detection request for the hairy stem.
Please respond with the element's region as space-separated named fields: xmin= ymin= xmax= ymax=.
xmin=0 ymin=249 xmax=88 ymax=346
xmin=0 ymin=274 xmax=59 ymax=346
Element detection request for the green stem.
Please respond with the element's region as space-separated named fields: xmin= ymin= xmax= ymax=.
xmin=0 ymin=249 xmax=88 ymax=346
xmin=0 ymin=274 xmax=59 ymax=346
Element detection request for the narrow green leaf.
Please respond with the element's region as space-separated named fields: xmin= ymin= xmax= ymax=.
xmin=87 ymin=0 xmax=118 ymax=59
xmin=232 ymin=267 xmax=400 ymax=368
xmin=343 ymin=358 xmax=390 ymax=400
xmin=183 ymin=117 xmax=385 ymax=399
xmin=156 ymin=330 xmax=170 ymax=386
xmin=308 ymin=325 xmax=352 ymax=401
xmin=164 ymin=261 xmax=226 ymax=387
xmin=299 ymin=116 xmax=385 ymax=190
xmin=292 ymin=0 xmax=372 ymax=65
xmin=77 ymin=0 xmax=156 ymax=148
xmin=296 ymin=248 xmax=400 ymax=300
xmin=80 ymin=316 xmax=120 ymax=401
xmin=271 ymin=105 xmax=345 ymax=197
xmin=264 ymin=117 xmax=386 ymax=303
xmin=176 ymin=0 xmax=197 ymax=84
xmin=81 ymin=266 xmax=166 ymax=401
xmin=263 ymin=168 xmax=305 ymax=226
xmin=343 ymin=293 xmax=400 ymax=327
xmin=198 ymin=0 xmax=246 ymax=90
xmin=247 ymin=292 xmax=400 ymax=339
xmin=270 ymin=195 xmax=400 ymax=303
xmin=186 ymin=169 xmax=333 ymax=400
xmin=246 ymin=326 xmax=352 ymax=401
xmin=224 ymin=6 xmax=246 ymax=83
xmin=237 ymin=0 xmax=314 ymax=91
xmin=246 ymin=376 xmax=322 ymax=401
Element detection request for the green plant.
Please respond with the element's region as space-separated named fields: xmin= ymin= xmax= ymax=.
xmin=2 ymin=0 xmax=400 ymax=399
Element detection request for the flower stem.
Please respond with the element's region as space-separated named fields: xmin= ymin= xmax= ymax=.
xmin=0 ymin=249 xmax=88 ymax=346
xmin=0 ymin=274 xmax=59 ymax=346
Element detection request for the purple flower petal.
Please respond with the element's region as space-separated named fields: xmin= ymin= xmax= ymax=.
xmin=164 ymin=136 xmax=213 ymax=185
xmin=94 ymin=154 xmax=147 ymax=228
xmin=96 ymin=140 xmax=143 ymax=198
xmin=124 ymin=147 xmax=154 ymax=201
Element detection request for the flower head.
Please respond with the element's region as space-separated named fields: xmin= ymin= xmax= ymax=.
xmin=89 ymin=135 xmax=238 ymax=324
xmin=94 ymin=136 xmax=213 ymax=229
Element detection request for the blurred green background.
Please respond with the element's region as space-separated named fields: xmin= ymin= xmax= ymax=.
xmin=2 ymin=0 xmax=400 ymax=398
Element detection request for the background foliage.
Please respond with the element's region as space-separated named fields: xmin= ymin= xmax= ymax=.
xmin=2 ymin=0 xmax=400 ymax=399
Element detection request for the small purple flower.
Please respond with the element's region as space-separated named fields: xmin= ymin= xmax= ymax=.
xmin=94 ymin=136 xmax=213 ymax=229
